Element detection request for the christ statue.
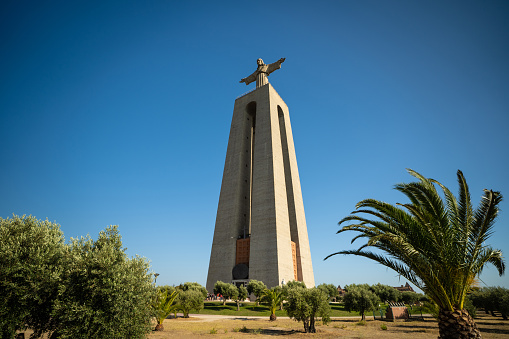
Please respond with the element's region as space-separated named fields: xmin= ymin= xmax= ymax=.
xmin=240 ymin=58 xmax=286 ymax=88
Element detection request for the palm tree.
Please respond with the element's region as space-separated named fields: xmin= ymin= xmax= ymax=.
xmin=154 ymin=289 xmax=179 ymax=331
xmin=262 ymin=288 xmax=284 ymax=321
xmin=326 ymin=169 xmax=505 ymax=339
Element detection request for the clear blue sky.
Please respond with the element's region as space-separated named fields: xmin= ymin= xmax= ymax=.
xmin=1 ymin=1 xmax=508 ymax=291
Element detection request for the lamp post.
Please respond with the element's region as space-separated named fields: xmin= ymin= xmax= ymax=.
xmin=154 ymin=273 xmax=160 ymax=285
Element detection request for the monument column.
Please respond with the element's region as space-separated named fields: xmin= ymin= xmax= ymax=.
xmin=206 ymin=59 xmax=314 ymax=292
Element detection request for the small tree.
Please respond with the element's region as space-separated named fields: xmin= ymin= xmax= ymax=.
xmin=51 ymin=226 xmax=156 ymax=338
xmin=262 ymin=288 xmax=284 ymax=321
xmin=285 ymin=287 xmax=331 ymax=333
xmin=247 ymin=280 xmax=267 ymax=306
xmin=343 ymin=284 xmax=380 ymax=321
xmin=177 ymin=289 xmax=204 ymax=318
xmin=401 ymin=291 xmax=419 ymax=305
xmin=181 ymin=282 xmax=207 ymax=299
xmin=213 ymin=281 xmax=231 ymax=306
xmin=370 ymin=283 xmax=402 ymax=303
xmin=177 ymin=282 xmax=206 ymax=318
xmin=154 ymin=289 xmax=179 ymax=330
xmin=224 ymin=283 xmax=239 ymax=304
xmin=317 ymin=283 xmax=339 ymax=302
xmin=0 ymin=215 xmax=65 ymax=338
xmin=235 ymin=285 xmax=248 ymax=311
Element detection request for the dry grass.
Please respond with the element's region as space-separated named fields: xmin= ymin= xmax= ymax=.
xmin=148 ymin=313 xmax=509 ymax=338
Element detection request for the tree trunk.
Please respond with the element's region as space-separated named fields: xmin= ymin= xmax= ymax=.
xmin=154 ymin=323 xmax=164 ymax=331
xmin=309 ymin=317 xmax=316 ymax=333
xmin=237 ymin=301 xmax=240 ymax=311
xmin=438 ymin=309 xmax=481 ymax=339
xmin=303 ymin=319 xmax=309 ymax=333
xmin=269 ymin=313 xmax=276 ymax=321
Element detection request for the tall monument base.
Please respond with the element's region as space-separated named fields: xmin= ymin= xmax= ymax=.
xmin=206 ymin=83 xmax=314 ymax=292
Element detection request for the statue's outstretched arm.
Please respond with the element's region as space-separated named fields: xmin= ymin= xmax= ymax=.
xmin=240 ymin=72 xmax=257 ymax=85
xmin=266 ymin=58 xmax=285 ymax=75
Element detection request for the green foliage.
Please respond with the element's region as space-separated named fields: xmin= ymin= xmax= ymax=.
xmin=370 ymin=283 xmax=401 ymax=303
xmin=52 ymin=226 xmax=156 ymax=338
xmin=463 ymin=295 xmax=477 ymax=318
xmin=400 ymin=291 xmax=419 ymax=305
xmin=470 ymin=286 xmax=509 ymax=319
xmin=237 ymin=285 xmax=248 ymax=301
xmin=327 ymin=169 xmax=505 ymax=317
xmin=284 ymin=287 xmax=331 ymax=333
xmin=281 ymin=280 xmax=306 ymax=300
xmin=235 ymin=285 xmax=248 ymax=311
xmin=317 ymin=283 xmax=339 ymax=301
xmin=155 ymin=289 xmax=179 ymax=325
xmin=380 ymin=322 xmax=388 ymax=330
xmin=261 ymin=288 xmax=284 ymax=320
xmin=213 ymin=281 xmax=238 ymax=306
xmin=247 ymin=280 xmax=267 ymax=304
xmin=343 ymin=284 xmax=380 ymax=321
xmin=0 ymin=215 xmax=65 ymax=338
xmin=181 ymin=282 xmax=207 ymax=299
xmin=177 ymin=282 xmax=206 ymax=318
xmin=0 ymin=217 xmax=156 ymax=339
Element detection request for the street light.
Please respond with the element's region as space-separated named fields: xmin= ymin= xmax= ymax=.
xmin=154 ymin=273 xmax=160 ymax=285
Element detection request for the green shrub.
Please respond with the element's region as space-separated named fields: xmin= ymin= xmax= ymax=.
xmin=0 ymin=215 xmax=65 ymax=338
xmin=51 ymin=226 xmax=156 ymax=338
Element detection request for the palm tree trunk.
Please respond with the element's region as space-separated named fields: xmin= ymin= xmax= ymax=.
xmin=438 ymin=309 xmax=481 ymax=339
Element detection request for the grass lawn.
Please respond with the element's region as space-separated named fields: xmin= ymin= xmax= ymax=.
xmin=147 ymin=313 xmax=509 ymax=338
xmin=198 ymin=301 xmax=359 ymax=317
xmin=197 ymin=301 xmax=427 ymax=318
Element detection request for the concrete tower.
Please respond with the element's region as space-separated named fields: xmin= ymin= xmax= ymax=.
xmin=206 ymin=59 xmax=314 ymax=292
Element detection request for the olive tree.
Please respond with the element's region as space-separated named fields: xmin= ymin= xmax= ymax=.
xmin=370 ymin=283 xmax=402 ymax=303
xmin=343 ymin=284 xmax=380 ymax=321
xmin=284 ymin=287 xmax=331 ymax=333
xmin=213 ymin=281 xmax=232 ymax=305
xmin=177 ymin=282 xmax=206 ymax=317
xmin=0 ymin=215 xmax=65 ymax=338
xmin=247 ymin=279 xmax=267 ymax=305
xmin=235 ymin=285 xmax=248 ymax=311
xmin=51 ymin=226 xmax=156 ymax=338
xmin=317 ymin=283 xmax=339 ymax=301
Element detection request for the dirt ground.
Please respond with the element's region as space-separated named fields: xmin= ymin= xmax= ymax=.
xmin=148 ymin=313 xmax=509 ymax=338
xmin=17 ymin=313 xmax=509 ymax=338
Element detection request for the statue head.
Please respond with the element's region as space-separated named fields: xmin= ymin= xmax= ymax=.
xmin=257 ymin=58 xmax=264 ymax=66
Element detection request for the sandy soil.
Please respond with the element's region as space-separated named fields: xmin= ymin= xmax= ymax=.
xmin=148 ymin=313 xmax=509 ymax=338
xmin=17 ymin=313 xmax=509 ymax=338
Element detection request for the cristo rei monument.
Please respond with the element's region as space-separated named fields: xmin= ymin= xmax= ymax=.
xmin=206 ymin=58 xmax=315 ymax=292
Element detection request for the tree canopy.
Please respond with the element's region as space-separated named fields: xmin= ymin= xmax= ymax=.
xmin=343 ymin=284 xmax=380 ymax=321
xmin=0 ymin=216 xmax=156 ymax=339
xmin=326 ymin=169 xmax=505 ymax=338
xmin=284 ymin=287 xmax=331 ymax=333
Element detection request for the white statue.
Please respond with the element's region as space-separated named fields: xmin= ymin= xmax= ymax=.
xmin=240 ymin=58 xmax=286 ymax=88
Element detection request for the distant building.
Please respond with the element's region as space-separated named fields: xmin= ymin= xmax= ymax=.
xmin=337 ymin=285 xmax=346 ymax=298
xmin=394 ymin=282 xmax=414 ymax=292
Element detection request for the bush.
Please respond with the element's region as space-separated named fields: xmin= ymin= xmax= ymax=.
xmin=0 ymin=215 xmax=65 ymax=338
xmin=51 ymin=226 xmax=156 ymax=338
xmin=177 ymin=284 xmax=205 ymax=317
xmin=343 ymin=284 xmax=380 ymax=321
xmin=247 ymin=280 xmax=267 ymax=305
xmin=0 ymin=217 xmax=156 ymax=339
xmin=370 ymin=283 xmax=401 ymax=303
xmin=284 ymin=287 xmax=331 ymax=333
xmin=317 ymin=283 xmax=339 ymax=301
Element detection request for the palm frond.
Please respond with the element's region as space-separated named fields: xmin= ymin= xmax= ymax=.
xmin=326 ymin=169 xmax=505 ymax=313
